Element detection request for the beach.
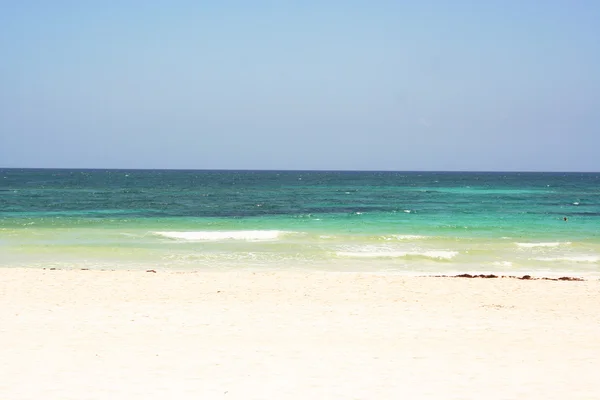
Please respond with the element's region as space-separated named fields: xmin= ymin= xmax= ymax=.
xmin=3 ymin=0 xmax=599 ymax=395
xmin=1 ymin=268 xmax=599 ymax=399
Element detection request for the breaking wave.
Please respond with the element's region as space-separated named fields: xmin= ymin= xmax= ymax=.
xmin=533 ymin=255 xmax=600 ymax=263
xmin=153 ymin=230 xmax=291 ymax=241
xmin=337 ymin=250 xmax=458 ymax=260
xmin=516 ymin=242 xmax=571 ymax=248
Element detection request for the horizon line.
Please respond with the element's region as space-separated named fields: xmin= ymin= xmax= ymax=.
xmin=1 ymin=167 xmax=599 ymax=174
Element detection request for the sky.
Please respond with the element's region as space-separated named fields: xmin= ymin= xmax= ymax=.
xmin=1 ymin=1 xmax=599 ymax=171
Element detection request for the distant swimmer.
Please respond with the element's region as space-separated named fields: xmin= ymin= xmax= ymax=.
xmin=564 ymin=217 xmax=568 ymax=222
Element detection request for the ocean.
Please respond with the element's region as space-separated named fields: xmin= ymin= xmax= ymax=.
xmin=1 ymin=169 xmax=599 ymax=276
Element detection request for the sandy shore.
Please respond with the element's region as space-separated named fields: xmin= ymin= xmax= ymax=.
xmin=1 ymin=269 xmax=599 ymax=400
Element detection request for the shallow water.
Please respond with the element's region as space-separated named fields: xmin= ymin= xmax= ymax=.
xmin=1 ymin=169 xmax=599 ymax=275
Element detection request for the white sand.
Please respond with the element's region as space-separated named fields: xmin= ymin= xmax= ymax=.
xmin=1 ymin=269 xmax=599 ymax=400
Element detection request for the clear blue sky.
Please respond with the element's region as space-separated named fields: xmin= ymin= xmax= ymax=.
xmin=1 ymin=1 xmax=599 ymax=171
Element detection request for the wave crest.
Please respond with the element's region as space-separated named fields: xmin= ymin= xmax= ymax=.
xmin=516 ymin=242 xmax=571 ymax=248
xmin=533 ymin=255 xmax=599 ymax=263
xmin=336 ymin=250 xmax=458 ymax=260
xmin=153 ymin=230 xmax=289 ymax=241
xmin=382 ymin=234 xmax=428 ymax=241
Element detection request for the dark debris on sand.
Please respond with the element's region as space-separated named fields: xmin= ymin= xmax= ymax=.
xmin=431 ymin=273 xmax=584 ymax=281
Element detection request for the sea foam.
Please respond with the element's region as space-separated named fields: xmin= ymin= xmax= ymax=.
xmin=492 ymin=261 xmax=514 ymax=267
xmin=337 ymin=250 xmax=458 ymax=260
xmin=516 ymin=242 xmax=571 ymax=248
xmin=533 ymin=255 xmax=600 ymax=263
xmin=383 ymin=234 xmax=429 ymax=241
xmin=153 ymin=230 xmax=288 ymax=241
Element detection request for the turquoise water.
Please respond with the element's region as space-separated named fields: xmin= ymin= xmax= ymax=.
xmin=1 ymin=169 xmax=599 ymax=275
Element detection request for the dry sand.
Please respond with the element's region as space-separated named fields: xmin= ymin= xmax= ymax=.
xmin=1 ymin=268 xmax=599 ymax=400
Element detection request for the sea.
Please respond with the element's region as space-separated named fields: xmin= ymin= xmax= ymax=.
xmin=1 ymin=169 xmax=599 ymax=276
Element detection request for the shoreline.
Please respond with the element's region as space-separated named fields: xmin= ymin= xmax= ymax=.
xmin=29 ymin=266 xmax=597 ymax=281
